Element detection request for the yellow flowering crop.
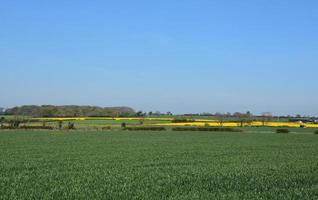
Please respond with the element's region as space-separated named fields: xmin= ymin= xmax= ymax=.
xmin=33 ymin=117 xmax=318 ymax=128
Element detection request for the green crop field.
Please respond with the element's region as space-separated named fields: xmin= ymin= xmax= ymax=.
xmin=0 ymin=130 xmax=318 ymax=199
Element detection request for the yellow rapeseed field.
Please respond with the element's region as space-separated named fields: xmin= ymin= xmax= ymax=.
xmin=159 ymin=121 xmax=318 ymax=128
xmin=33 ymin=117 xmax=318 ymax=128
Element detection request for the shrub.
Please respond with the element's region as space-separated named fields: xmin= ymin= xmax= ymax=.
xmin=124 ymin=127 xmax=166 ymax=131
xmin=172 ymin=127 xmax=242 ymax=132
xmin=0 ymin=125 xmax=15 ymax=129
xmin=276 ymin=129 xmax=289 ymax=134
xmin=171 ymin=118 xmax=195 ymax=123
xmin=102 ymin=126 xmax=111 ymax=131
xmin=67 ymin=122 xmax=75 ymax=130
xmin=121 ymin=123 xmax=126 ymax=128
xmin=19 ymin=126 xmax=53 ymax=130
xmin=314 ymin=130 xmax=318 ymax=134
xmin=8 ymin=119 xmax=22 ymax=128
xmin=58 ymin=121 xmax=63 ymax=129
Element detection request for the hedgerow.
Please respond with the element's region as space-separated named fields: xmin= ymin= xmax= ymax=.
xmin=171 ymin=118 xmax=195 ymax=123
xmin=18 ymin=126 xmax=53 ymax=130
xmin=276 ymin=129 xmax=289 ymax=134
xmin=172 ymin=127 xmax=242 ymax=132
xmin=124 ymin=127 xmax=166 ymax=131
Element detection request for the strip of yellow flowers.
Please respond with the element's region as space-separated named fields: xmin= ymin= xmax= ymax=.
xmin=33 ymin=117 xmax=318 ymax=128
xmin=160 ymin=122 xmax=318 ymax=128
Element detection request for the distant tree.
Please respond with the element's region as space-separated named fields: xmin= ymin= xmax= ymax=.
xmin=9 ymin=117 xmax=23 ymax=129
xmin=245 ymin=111 xmax=254 ymax=126
xmin=136 ymin=111 xmax=145 ymax=117
xmin=166 ymin=112 xmax=173 ymax=116
xmin=233 ymin=112 xmax=242 ymax=118
xmin=215 ymin=112 xmax=225 ymax=127
xmin=5 ymin=105 xmax=136 ymax=117
xmin=261 ymin=112 xmax=272 ymax=126
xmin=233 ymin=112 xmax=242 ymax=126
xmin=40 ymin=107 xmax=57 ymax=117
xmin=233 ymin=112 xmax=253 ymax=127
xmin=148 ymin=111 xmax=153 ymax=116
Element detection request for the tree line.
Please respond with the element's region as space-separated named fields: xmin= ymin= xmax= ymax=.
xmin=4 ymin=105 xmax=136 ymax=117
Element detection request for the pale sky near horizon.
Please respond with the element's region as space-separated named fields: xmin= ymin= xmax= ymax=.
xmin=1 ymin=0 xmax=317 ymax=116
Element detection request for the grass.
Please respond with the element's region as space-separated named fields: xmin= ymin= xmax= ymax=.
xmin=0 ymin=130 xmax=318 ymax=199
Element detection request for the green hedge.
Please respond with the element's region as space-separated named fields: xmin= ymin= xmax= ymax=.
xmin=102 ymin=126 xmax=111 ymax=130
xmin=172 ymin=127 xmax=242 ymax=132
xmin=0 ymin=126 xmax=15 ymax=129
xmin=124 ymin=127 xmax=166 ymax=131
xmin=19 ymin=126 xmax=53 ymax=130
xmin=0 ymin=126 xmax=54 ymax=130
xmin=171 ymin=118 xmax=195 ymax=123
xmin=276 ymin=129 xmax=289 ymax=134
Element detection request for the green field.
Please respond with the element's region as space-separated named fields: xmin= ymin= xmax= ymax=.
xmin=0 ymin=130 xmax=318 ymax=199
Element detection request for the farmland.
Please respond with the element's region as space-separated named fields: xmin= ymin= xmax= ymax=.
xmin=0 ymin=129 xmax=318 ymax=199
xmin=2 ymin=0 xmax=318 ymax=199
xmin=2 ymin=116 xmax=318 ymax=130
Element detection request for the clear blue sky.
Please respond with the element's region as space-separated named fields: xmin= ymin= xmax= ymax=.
xmin=1 ymin=0 xmax=317 ymax=116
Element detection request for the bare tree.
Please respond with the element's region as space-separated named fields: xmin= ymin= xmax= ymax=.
xmin=215 ymin=112 xmax=225 ymax=127
xmin=261 ymin=112 xmax=272 ymax=126
xmin=233 ymin=112 xmax=253 ymax=127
